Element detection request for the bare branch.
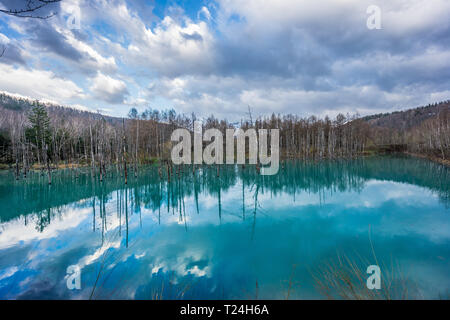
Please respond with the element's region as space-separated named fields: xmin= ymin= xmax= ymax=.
xmin=0 ymin=0 xmax=61 ymax=19
xmin=0 ymin=46 xmax=5 ymax=57
xmin=247 ymin=105 xmax=253 ymax=126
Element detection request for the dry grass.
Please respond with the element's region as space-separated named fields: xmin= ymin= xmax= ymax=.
xmin=311 ymin=225 xmax=420 ymax=300
xmin=149 ymin=273 xmax=193 ymax=300
xmin=311 ymin=251 xmax=418 ymax=300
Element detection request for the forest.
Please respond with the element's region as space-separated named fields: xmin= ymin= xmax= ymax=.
xmin=0 ymin=93 xmax=449 ymax=183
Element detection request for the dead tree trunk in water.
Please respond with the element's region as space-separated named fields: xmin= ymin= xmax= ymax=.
xmin=166 ymin=162 xmax=171 ymax=182
xmin=22 ymin=136 xmax=27 ymax=179
xmin=89 ymin=123 xmax=95 ymax=175
xmin=135 ymin=118 xmax=139 ymax=178
xmin=15 ymin=151 xmax=19 ymax=180
xmin=45 ymin=144 xmax=51 ymax=185
xmin=99 ymin=119 xmax=105 ymax=182
xmin=122 ymin=119 xmax=128 ymax=184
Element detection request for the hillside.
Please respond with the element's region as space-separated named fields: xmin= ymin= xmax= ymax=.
xmin=0 ymin=92 xmax=448 ymax=167
xmin=363 ymin=100 xmax=450 ymax=130
xmin=3 ymin=92 xmax=449 ymax=131
xmin=0 ymin=93 xmax=122 ymax=125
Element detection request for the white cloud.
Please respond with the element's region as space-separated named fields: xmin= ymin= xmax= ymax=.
xmin=90 ymin=72 xmax=129 ymax=104
xmin=88 ymin=1 xmax=215 ymax=77
xmin=0 ymin=207 xmax=91 ymax=250
xmin=147 ymin=73 xmax=448 ymax=120
xmin=0 ymin=64 xmax=84 ymax=104
xmin=383 ymin=0 xmax=450 ymax=36
xmin=62 ymin=28 xmax=118 ymax=74
xmin=0 ymin=266 xmax=18 ymax=281
xmin=198 ymin=6 xmax=212 ymax=21
xmin=125 ymin=16 xmax=215 ymax=77
xmin=1 ymin=0 xmax=449 ymax=118
xmin=77 ymin=240 xmax=121 ymax=269
xmin=0 ymin=32 xmax=10 ymax=45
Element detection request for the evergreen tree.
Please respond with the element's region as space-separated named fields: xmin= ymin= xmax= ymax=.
xmin=26 ymin=101 xmax=52 ymax=160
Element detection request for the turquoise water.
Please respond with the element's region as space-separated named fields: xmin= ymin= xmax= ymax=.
xmin=0 ymin=156 xmax=449 ymax=299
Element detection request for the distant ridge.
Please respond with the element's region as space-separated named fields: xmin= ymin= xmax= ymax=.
xmin=362 ymin=100 xmax=450 ymax=130
xmin=1 ymin=91 xmax=449 ymax=130
xmin=0 ymin=92 xmax=122 ymax=125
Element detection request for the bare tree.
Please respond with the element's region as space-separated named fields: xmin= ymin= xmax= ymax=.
xmin=247 ymin=105 xmax=253 ymax=127
xmin=0 ymin=0 xmax=61 ymax=59
xmin=0 ymin=0 xmax=61 ymax=19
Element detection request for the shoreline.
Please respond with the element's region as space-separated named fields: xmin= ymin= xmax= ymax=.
xmin=404 ymin=152 xmax=450 ymax=167
xmin=1 ymin=152 xmax=448 ymax=171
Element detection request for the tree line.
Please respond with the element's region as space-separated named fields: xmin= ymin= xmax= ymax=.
xmin=0 ymin=96 xmax=448 ymax=183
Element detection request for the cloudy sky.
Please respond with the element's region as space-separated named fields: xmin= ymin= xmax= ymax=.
xmin=0 ymin=0 xmax=449 ymax=120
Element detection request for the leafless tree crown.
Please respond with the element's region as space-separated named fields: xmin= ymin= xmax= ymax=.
xmin=0 ymin=0 xmax=61 ymax=19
